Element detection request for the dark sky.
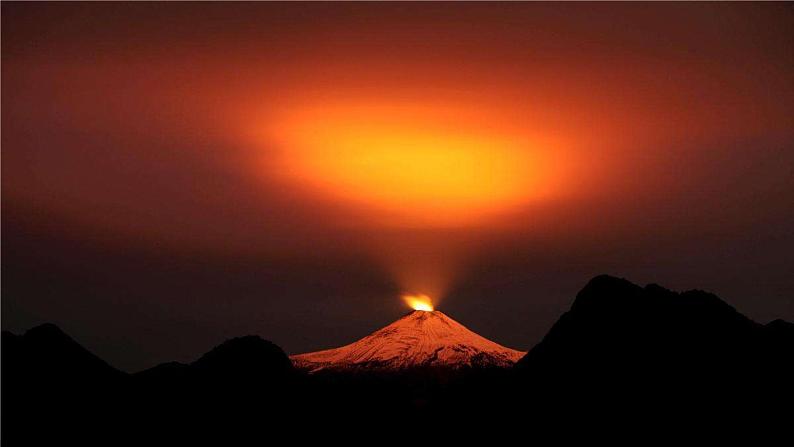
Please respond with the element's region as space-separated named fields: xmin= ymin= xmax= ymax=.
xmin=3 ymin=2 xmax=793 ymax=372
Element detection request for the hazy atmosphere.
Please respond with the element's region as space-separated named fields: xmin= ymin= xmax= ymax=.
xmin=3 ymin=2 xmax=793 ymax=372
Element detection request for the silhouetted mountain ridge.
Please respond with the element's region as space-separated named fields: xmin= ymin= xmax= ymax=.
xmin=3 ymin=274 xmax=792 ymax=440
xmin=3 ymin=323 xmax=125 ymax=383
xmin=520 ymin=275 xmax=771 ymax=368
xmin=192 ymin=335 xmax=293 ymax=377
xmin=515 ymin=274 xmax=793 ymax=419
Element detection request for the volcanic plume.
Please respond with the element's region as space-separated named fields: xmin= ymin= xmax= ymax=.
xmin=291 ymin=309 xmax=526 ymax=371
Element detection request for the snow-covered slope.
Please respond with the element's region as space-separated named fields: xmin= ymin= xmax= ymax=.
xmin=291 ymin=310 xmax=526 ymax=371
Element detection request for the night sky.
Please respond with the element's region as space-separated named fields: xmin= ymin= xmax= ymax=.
xmin=3 ymin=2 xmax=793 ymax=372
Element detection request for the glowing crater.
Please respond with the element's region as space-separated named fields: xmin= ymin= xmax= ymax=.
xmin=402 ymin=293 xmax=434 ymax=311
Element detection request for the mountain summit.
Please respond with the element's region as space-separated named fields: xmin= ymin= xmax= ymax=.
xmin=291 ymin=310 xmax=526 ymax=371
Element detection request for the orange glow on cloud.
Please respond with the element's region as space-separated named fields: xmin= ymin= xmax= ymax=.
xmin=3 ymin=3 xmax=792 ymax=326
xmin=247 ymin=99 xmax=572 ymax=301
xmin=264 ymin=102 xmax=561 ymax=227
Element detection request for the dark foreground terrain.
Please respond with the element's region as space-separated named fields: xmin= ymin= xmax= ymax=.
xmin=3 ymin=275 xmax=793 ymax=442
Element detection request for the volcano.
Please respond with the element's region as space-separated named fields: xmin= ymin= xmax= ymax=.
xmin=291 ymin=310 xmax=526 ymax=371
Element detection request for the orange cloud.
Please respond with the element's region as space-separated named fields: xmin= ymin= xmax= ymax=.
xmin=260 ymin=100 xmax=566 ymax=228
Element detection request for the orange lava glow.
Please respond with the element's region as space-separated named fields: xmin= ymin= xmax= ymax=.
xmin=264 ymin=101 xmax=561 ymax=227
xmin=402 ymin=294 xmax=434 ymax=312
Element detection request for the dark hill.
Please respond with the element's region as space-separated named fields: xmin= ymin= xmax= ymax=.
xmin=3 ymin=325 xmax=299 ymax=443
xmin=3 ymin=323 xmax=125 ymax=382
xmin=513 ymin=275 xmax=794 ymax=425
xmin=2 ymin=324 xmax=128 ymax=444
xmin=191 ymin=335 xmax=294 ymax=379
